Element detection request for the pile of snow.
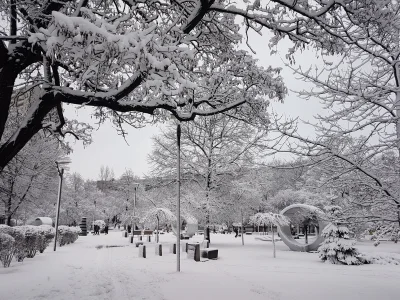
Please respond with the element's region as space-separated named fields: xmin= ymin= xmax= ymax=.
xmin=358 ymin=252 xmax=400 ymax=265
xmin=254 ymin=235 xmax=282 ymax=242
xmin=318 ymin=223 xmax=363 ymax=265
xmin=0 ymin=224 xmax=81 ymax=268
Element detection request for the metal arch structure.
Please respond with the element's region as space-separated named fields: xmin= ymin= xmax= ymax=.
xmin=171 ymin=214 xmax=198 ymax=238
xmin=34 ymin=217 xmax=53 ymax=226
xmin=277 ymin=204 xmax=328 ymax=252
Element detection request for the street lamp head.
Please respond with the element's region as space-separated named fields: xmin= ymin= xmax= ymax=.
xmin=55 ymin=158 xmax=71 ymax=175
xmin=133 ymin=182 xmax=140 ymax=189
xmin=56 ymin=158 xmax=71 ymax=167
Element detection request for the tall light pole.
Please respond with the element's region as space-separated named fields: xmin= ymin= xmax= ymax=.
xmin=170 ymin=114 xmax=182 ymax=272
xmin=176 ymin=121 xmax=181 ymax=272
xmin=54 ymin=159 xmax=71 ymax=251
xmin=93 ymin=200 xmax=97 ymax=230
xmin=132 ymin=183 xmax=139 ymax=239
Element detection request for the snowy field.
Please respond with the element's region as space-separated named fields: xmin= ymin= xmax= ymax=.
xmin=1 ymin=230 xmax=399 ymax=300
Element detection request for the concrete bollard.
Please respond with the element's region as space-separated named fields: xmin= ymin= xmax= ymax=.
xmin=170 ymin=243 xmax=176 ymax=254
xmin=147 ymin=236 xmax=151 ymax=242
xmin=139 ymin=245 xmax=146 ymax=258
xmin=155 ymin=244 xmax=162 ymax=256
xmin=130 ymin=236 xmax=134 ymax=243
xmin=123 ymin=231 xmax=128 ymax=238
xmin=181 ymin=241 xmax=188 ymax=252
xmin=187 ymin=243 xmax=200 ymax=262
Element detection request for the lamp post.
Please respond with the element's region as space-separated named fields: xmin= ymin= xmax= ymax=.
xmin=176 ymin=121 xmax=181 ymax=272
xmin=170 ymin=114 xmax=181 ymax=272
xmin=132 ymin=182 xmax=139 ymax=239
xmin=54 ymin=158 xmax=71 ymax=251
xmin=93 ymin=200 xmax=97 ymax=231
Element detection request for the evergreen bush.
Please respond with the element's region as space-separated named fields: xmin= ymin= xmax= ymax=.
xmin=0 ymin=233 xmax=15 ymax=268
xmin=0 ymin=225 xmax=26 ymax=262
xmin=318 ymin=206 xmax=364 ymax=265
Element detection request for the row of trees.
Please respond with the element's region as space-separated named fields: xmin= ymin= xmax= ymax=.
xmin=147 ymin=111 xmax=399 ymax=241
xmin=1 ymin=0 xmax=399 ymax=242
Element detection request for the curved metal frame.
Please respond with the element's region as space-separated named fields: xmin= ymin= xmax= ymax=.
xmin=277 ymin=204 xmax=328 ymax=252
xmin=171 ymin=215 xmax=198 ymax=238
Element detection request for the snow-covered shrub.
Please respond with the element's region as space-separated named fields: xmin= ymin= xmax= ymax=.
xmin=69 ymin=226 xmax=82 ymax=243
xmin=36 ymin=226 xmax=56 ymax=253
xmin=0 ymin=225 xmax=26 ymax=262
xmin=318 ymin=223 xmax=363 ymax=265
xmin=365 ymin=222 xmax=400 ymax=246
xmin=318 ymin=206 xmax=364 ymax=265
xmin=0 ymin=233 xmax=15 ymax=268
xmin=57 ymin=226 xmax=81 ymax=246
xmin=94 ymin=220 xmax=106 ymax=229
xmin=358 ymin=252 xmax=400 ymax=265
xmin=16 ymin=225 xmax=40 ymax=258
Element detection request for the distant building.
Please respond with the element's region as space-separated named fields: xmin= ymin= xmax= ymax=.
xmin=0 ymin=201 xmax=6 ymax=224
xmin=34 ymin=217 xmax=53 ymax=226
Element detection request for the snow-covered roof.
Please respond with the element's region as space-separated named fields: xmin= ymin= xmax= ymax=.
xmin=280 ymin=204 xmax=324 ymax=216
xmin=34 ymin=217 xmax=53 ymax=225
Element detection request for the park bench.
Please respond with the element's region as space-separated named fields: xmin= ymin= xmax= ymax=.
xmin=189 ymin=236 xmax=209 ymax=249
xmin=201 ymin=248 xmax=218 ymax=260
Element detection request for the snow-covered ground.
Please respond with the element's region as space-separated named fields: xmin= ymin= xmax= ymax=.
xmin=1 ymin=230 xmax=399 ymax=300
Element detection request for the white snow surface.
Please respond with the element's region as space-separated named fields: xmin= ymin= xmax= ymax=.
xmin=1 ymin=231 xmax=399 ymax=300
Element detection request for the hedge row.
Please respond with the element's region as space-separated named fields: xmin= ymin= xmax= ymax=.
xmin=0 ymin=225 xmax=81 ymax=268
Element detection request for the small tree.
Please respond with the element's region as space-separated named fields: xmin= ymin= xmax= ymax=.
xmin=37 ymin=225 xmax=55 ymax=253
xmin=367 ymin=222 xmax=400 ymax=247
xmin=0 ymin=225 xmax=25 ymax=262
xmin=318 ymin=206 xmax=363 ymax=265
xmin=141 ymin=207 xmax=176 ymax=243
xmin=17 ymin=225 xmax=39 ymax=258
xmin=250 ymin=212 xmax=289 ymax=258
xmin=0 ymin=233 xmax=15 ymax=268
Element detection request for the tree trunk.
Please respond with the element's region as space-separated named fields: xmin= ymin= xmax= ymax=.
xmin=271 ymin=223 xmax=276 ymax=258
xmin=0 ymin=93 xmax=58 ymax=170
xmin=6 ymin=178 xmax=14 ymax=226
xmin=6 ymin=214 xmax=11 ymax=226
xmin=156 ymin=216 xmax=159 ymax=243
xmin=241 ymin=210 xmax=244 ymax=246
xmin=395 ymin=65 xmax=400 ymax=227
xmin=397 ymin=205 xmax=400 ymax=228
xmin=304 ymin=225 xmax=308 ymax=244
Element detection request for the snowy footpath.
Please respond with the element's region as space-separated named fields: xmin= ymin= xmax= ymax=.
xmin=1 ymin=231 xmax=399 ymax=300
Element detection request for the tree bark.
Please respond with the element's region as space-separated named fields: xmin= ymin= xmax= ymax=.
xmin=272 ymin=223 xmax=276 ymax=258
xmin=0 ymin=41 xmax=41 ymax=142
xmin=6 ymin=178 xmax=15 ymax=226
xmin=0 ymin=93 xmax=58 ymax=170
xmin=241 ymin=210 xmax=244 ymax=246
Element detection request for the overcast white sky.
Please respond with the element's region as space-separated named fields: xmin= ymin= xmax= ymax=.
xmin=64 ymin=31 xmax=324 ymax=180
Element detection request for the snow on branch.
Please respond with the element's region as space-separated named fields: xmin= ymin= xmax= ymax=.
xmin=249 ymin=212 xmax=289 ymax=226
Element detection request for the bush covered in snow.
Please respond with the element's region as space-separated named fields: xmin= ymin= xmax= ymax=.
xmin=16 ymin=225 xmax=41 ymax=258
xmin=318 ymin=223 xmax=363 ymax=265
xmin=0 ymin=225 xmax=79 ymax=267
xmin=37 ymin=226 xmax=56 ymax=253
xmin=0 ymin=233 xmax=15 ymax=268
xmin=365 ymin=222 xmax=400 ymax=246
xmin=57 ymin=226 xmax=81 ymax=246
xmin=93 ymin=220 xmax=106 ymax=229
xmin=318 ymin=206 xmax=364 ymax=265
xmin=0 ymin=225 xmax=26 ymax=262
xmin=358 ymin=252 xmax=400 ymax=265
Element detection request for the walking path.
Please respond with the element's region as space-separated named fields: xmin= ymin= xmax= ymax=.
xmin=1 ymin=230 xmax=399 ymax=300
